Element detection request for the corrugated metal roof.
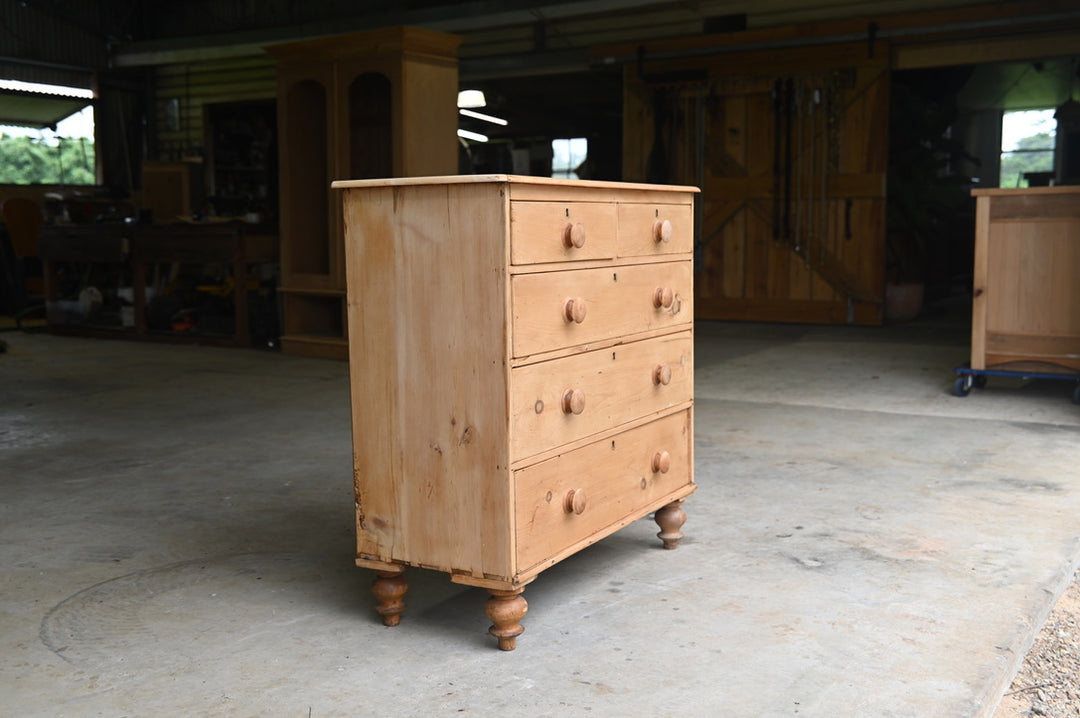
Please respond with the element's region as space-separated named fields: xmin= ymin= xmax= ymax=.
xmin=0 ymin=88 xmax=91 ymax=129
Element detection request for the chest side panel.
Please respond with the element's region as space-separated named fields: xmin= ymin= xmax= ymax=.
xmin=343 ymin=182 xmax=513 ymax=579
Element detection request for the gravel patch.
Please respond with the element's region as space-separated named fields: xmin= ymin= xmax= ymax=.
xmin=996 ymin=570 xmax=1080 ymax=717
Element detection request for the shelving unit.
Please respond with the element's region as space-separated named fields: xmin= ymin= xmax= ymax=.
xmin=206 ymin=101 xmax=277 ymax=221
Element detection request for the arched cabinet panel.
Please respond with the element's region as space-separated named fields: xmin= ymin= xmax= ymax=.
xmin=348 ymin=73 xmax=393 ymax=180
xmin=282 ymin=79 xmax=330 ymax=275
xmin=268 ymin=27 xmax=461 ymax=359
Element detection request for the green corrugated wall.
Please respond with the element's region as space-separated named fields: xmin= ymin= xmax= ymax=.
xmin=152 ymin=54 xmax=276 ymax=161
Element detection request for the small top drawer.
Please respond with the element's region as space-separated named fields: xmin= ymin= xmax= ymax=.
xmin=510 ymin=201 xmax=616 ymax=265
xmin=617 ymin=204 xmax=693 ymax=257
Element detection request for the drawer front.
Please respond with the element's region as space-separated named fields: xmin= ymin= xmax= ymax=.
xmin=515 ymin=410 xmax=692 ymax=573
xmin=511 ymin=201 xmax=616 ymax=265
xmin=510 ymin=332 xmax=692 ymax=460
xmin=511 ymin=260 xmax=692 ymax=358
xmin=617 ymin=203 xmax=694 ymax=257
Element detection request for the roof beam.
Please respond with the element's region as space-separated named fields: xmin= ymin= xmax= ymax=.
xmin=109 ymin=0 xmax=693 ymax=68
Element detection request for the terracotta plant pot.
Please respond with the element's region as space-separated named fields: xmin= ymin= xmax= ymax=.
xmin=884 ymin=281 xmax=925 ymax=321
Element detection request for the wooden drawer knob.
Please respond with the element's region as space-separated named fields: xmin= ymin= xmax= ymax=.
xmin=563 ymin=488 xmax=587 ymax=515
xmin=564 ymin=297 xmax=587 ymax=324
xmin=562 ymin=388 xmax=586 ymax=415
xmin=653 ymin=219 xmax=673 ymax=243
xmin=653 ymin=363 xmax=672 ymax=386
xmin=654 ymin=286 xmax=675 ymax=309
xmin=652 ymin=450 xmax=671 ymax=474
xmin=564 ymin=222 xmax=586 ymax=249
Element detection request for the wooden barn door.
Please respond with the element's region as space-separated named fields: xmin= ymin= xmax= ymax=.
xmin=625 ymin=42 xmax=889 ymax=324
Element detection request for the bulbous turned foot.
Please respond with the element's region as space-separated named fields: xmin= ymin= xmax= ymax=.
xmin=372 ymin=568 xmax=408 ymax=627
xmin=485 ymin=588 xmax=528 ymax=651
xmin=655 ymin=500 xmax=687 ymax=550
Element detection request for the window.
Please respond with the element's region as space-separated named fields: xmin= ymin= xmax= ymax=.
xmin=551 ymin=138 xmax=587 ymax=179
xmin=0 ymin=81 xmax=95 ymax=185
xmin=999 ymin=109 xmax=1056 ymax=188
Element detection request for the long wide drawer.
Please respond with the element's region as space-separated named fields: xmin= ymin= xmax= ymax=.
xmin=515 ymin=409 xmax=693 ymax=574
xmin=510 ymin=331 xmax=692 ymax=460
xmin=511 ymin=260 xmax=692 ymax=358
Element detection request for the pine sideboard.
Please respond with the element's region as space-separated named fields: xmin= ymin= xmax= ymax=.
xmin=970 ymin=186 xmax=1080 ymax=374
xmin=333 ymin=174 xmax=698 ymax=649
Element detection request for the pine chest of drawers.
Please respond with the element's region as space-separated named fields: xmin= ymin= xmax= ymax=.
xmin=332 ymin=174 xmax=697 ymax=649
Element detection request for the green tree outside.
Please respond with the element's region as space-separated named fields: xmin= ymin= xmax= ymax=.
xmin=999 ymin=132 xmax=1054 ymax=188
xmin=0 ymin=134 xmax=95 ymax=185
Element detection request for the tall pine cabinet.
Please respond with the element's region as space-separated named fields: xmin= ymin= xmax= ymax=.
xmin=268 ymin=27 xmax=462 ymax=359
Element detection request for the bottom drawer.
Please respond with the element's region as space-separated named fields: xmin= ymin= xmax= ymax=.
xmin=515 ymin=409 xmax=692 ymax=574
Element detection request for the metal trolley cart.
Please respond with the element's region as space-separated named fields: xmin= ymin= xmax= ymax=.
xmin=954 ymin=365 xmax=1080 ymax=404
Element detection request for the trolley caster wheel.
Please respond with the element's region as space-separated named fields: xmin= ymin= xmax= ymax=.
xmin=955 ymin=375 xmax=973 ymax=397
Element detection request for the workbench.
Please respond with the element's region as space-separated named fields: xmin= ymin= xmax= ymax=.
xmin=38 ymin=223 xmax=278 ymax=347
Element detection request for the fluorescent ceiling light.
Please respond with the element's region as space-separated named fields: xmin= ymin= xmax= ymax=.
xmin=457 ymin=89 xmax=486 ymax=108
xmin=459 ymin=108 xmax=507 ymax=126
xmin=457 ymin=128 xmax=489 ymax=142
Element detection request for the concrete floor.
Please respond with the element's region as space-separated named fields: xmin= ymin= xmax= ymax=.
xmin=2 ymin=306 xmax=1079 ymax=717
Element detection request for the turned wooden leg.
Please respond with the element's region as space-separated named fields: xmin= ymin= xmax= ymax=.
xmin=485 ymin=588 xmax=528 ymax=651
xmin=655 ymin=499 xmax=687 ymax=550
xmin=372 ymin=567 xmax=408 ymax=627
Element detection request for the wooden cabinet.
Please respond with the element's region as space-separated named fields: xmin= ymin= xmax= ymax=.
xmin=334 ymin=175 xmax=698 ymax=649
xmin=970 ymin=186 xmax=1080 ymax=374
xmin=268 ymin=27 xmax=462 ymax=360
xmin=141 ymin=161 xmax=200 ymax=223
